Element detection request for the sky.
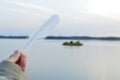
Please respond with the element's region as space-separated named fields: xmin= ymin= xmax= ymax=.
xmin=0 ymin=0 xmax=120 ymax=36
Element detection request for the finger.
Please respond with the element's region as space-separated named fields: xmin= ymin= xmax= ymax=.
xmin=17 ymin=53 xmax=27 ymax=72
xmin=7 ymin=50 xmax=21 ymax=63
xmin=20 ymin=53 xmax=27 ymax=72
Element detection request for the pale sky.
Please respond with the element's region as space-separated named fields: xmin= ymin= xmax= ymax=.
xmin=0 ymin=0 xmax=120 ymax=36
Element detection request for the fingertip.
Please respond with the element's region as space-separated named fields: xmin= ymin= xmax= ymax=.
xmin=14 ymin=49 xmax=20 ymax=53
xmin=13 ymin=50 xmax=21 ymax=55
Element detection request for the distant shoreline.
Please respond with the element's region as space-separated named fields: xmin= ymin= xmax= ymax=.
xmin=45 ymin=36 xmax=120 ymax=41
xmin=0 ymin=35 xmax=29 ymax=39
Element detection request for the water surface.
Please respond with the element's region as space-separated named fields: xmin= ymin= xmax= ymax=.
xmin=0 ymin=39 xmax=120 ymax=80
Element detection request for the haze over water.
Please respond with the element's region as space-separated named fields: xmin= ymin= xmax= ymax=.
xmin=0 ymin=39 xmax=120 ymax=80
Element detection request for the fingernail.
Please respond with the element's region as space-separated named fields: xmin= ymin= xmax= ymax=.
xmin=14 ymin=50 xmax=19 ymax=55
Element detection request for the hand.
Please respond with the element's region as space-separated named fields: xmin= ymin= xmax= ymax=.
xmin=7 ymin=50 xmax=27 ymax=72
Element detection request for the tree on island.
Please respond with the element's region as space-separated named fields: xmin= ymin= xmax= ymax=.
xmin=63 ymin=41 xmax=83 ymax=46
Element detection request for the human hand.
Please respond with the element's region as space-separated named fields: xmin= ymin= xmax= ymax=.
xmin=7 ymin=50 xmax=27 ymax=72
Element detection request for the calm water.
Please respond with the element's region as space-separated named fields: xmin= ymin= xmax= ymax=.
xmin=0 ymin=39 xmax=120 ymax=80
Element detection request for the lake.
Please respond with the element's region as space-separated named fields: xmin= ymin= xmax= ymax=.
xmin=0 ymin=39 xmax=120 ymax=80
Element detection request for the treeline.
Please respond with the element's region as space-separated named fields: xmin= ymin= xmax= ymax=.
xmin=0 ymin=35 xmax=29 ymax=39
xmin=45 ymin=36 xmax=120 ymax=41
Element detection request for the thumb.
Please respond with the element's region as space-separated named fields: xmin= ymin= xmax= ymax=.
xmin=7 ymin=50 xmax=21 ymax=63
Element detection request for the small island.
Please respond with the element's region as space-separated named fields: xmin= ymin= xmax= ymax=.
xmin=63 ymin=41 xmax=83 ymax=46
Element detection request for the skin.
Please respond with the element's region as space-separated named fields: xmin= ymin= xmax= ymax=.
xmin=7 ymin=50 xmax=27 ymax=72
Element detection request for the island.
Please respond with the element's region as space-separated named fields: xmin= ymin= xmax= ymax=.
xmin=63 ymin=41 xmax=83 ymax=46
xmin=45 ymin=36 xmax=120 ymax=41
xmin=0 ymin=35 xmax=29 ymax=39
